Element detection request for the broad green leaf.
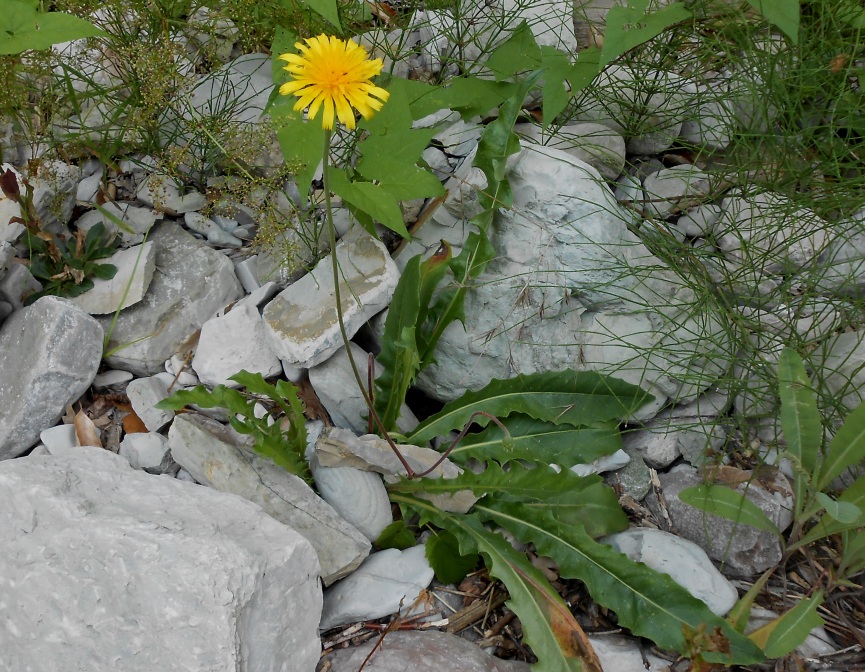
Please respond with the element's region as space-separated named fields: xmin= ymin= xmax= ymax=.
xmin=472 ymin=70 xmax=543 ymax=232
xmin=395 ymin=496 xmax=596 ymax=672
xmin=0 ymin=2 xmax=109 ymax=55
xmin=744 ymin=0 xmax=799 ymax=42
xmin=538 ymin=46 xmax=603 ymax=126
xmin=485 ymin=21 xmax=542 ymax=81
xmin=399 ymin=77 xmax=517 ymax=120
xmin=425 ymin=530 xmax=479 ymax=584
xmin=389 ymin=461 xmax=604 ymax=502
xmin=840 ymin=530 xmax=865 ymax=578
xmin=678 ymin=484 xmax=780 ymax=535
xmin=816 ymin=398 xmax=865 ymax=491
xmin=476 ymin=501 xmax=765 ymax=665
xmin=406 ymin=370 xmax=653 ymax=446
xmin=749 ymin=591 xmax=824 ymax=658
xmin=292 ymin=0 xmax=341 ymax=30
xmin=794 ymin=475 xmax=865 ymax=548
xmin=376 ymin=521 xmax=417 ymax=550
xmin=90 ymin=263 xmax=117 ymax=280
xmin=271 ymin=101 xmax=326 ymax=201
xmin=492 ymin=478 xmax=629 ymax=539
xmin=374 ymin=254 xmax=423 ymax=432
xmin=815 ymin=492 xmax=861 ymax=524
xmin=727 ymin=566 xmax=776 ymax=633
xmin=328 ymin=168 xmax=409 ymax=238
xmin=447 ymin=414 xmax=622 ymax=466
xmin=356 ymin=84 xmax=442 ymax=201
xmin=778 ymin=347 xmax=822 ymax=481
xmin=600 ymin=0 xmax=691 ymax=67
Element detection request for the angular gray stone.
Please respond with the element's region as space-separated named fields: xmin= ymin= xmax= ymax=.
xmin=310 ymin=453 xmax=393 ymax=542
xmin=403 ymin=144 xmax=730 ymax=414
xmin=127 ymin=375 xmax=174 ymax=431
xmin=322 ymin=631 xmax=530 ymax=672
xmin=603 ymin=528 xmax=738 ymax=616
xmin=623 ymin=415 xmax=726 ymax=469
xmin=648 ymin=465 xmax=794 ymax=576
xmin=606 ymin=442 xmax=651 ymax=501
xmin=308 ymin=342 xmax=418 ymax=435
xmin=100 ymin=222 xmax=242 ymax=375
xmin=0 ymin=297 xmax=102 ymax=459
xmin=320 ymin=545 xmax=434 ymax=630
xmin=136 ymin=173 xmax=208 ymax=214
xmin=74 ymin=201 xmax=161 ymax=245
xmin=0 ymin=448 xmax=321 ymax=672
xmin=264 ymin=227 xmax=399 ymax=369
xmin=119 ymin=431 xmax=175 ymax=473
xmin=168 ymin=412 xmax=370 ymax=585
xmin=817 ymin=329 xmax=865 ymax=412
xmin=191 ymin=302 xmax=282 ymax=387
xmin=588 ymin=633 xmax=673 ymax=672
xmin=68 ymin=241 xmax=156 ymax=314
xmin=518 ymin=123 xmax=626 ymax=180
xmin=715 ymin=193 xmax=829 ymax=274
xmin=0 ymin=262 xmax=43 ymax=309
xmin=642 ymin=165 xmax=711 ymax=218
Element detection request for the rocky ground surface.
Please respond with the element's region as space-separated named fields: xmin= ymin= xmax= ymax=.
xmin=2 ymin=2 xmax=865 ymax=671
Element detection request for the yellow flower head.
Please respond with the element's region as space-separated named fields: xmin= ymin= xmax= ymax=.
xmin=279 ymin=34 xmax=390 ymax=131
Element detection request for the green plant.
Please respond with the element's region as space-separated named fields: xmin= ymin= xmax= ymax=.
xmin=678 ymin=347 xmax=865 ymax=657
xmin=23 ymin=222 xmax=119 ymax=303
xmin=156 ymin=370 xmax=312 ymax=483
xmin=0 ymin=0 xmax=108 ymax=55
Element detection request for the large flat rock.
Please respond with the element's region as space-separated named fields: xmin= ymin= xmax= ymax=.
xmin=168 ymin=413 xmax=371 ymax=584
xmin=0 ymin=296 xmax=102 ymax=459
xmin=100 ymin=222 xmax=242 ymax=375
xmin=0 ymin=448 xmax=321 ymax=672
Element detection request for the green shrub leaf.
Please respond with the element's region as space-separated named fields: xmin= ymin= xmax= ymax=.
xmin=678 ymin=483 xmax=781 ymax=534
xmin=816 ymin=492 xmax=862 ymax=524
xmin=757 ymin=591 xmax=824 ymax=658
xmin=328 ymin=168 xmax=409 ymax=238
xmin=816 ymin=398 xmax=865 ymax=491
xmin=405 ymin=370 xmax=653 ymax=446
xmin=600 ymin=0 xmax=691 ymax=67
xmin=446 ymin=414 xmax=622 ymax=466
xmin=1 ymin=2 xmax=109 ymax=55
xmin=425 ymin=530 xmax=479 ymax=584
xmin=476 ymin=501 xmax=765 ymax=665
xmin=485 ymin=20 xmax=542 ymax=81
xmin=376 ymin=521 xmax=417 ymax=550
xmin=744 ymin=0 xmax=799 ymax=42
xmin=394 ymin=495 xmax=596 ymax=672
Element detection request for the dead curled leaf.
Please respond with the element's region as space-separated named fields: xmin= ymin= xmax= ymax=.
xmin=74 ymin=410 xmax=102 ymax=448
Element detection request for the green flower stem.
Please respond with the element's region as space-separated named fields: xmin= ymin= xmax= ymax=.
xmin=320 ymin=129 xmax=417 ymax=477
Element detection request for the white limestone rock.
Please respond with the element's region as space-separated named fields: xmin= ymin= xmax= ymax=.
xmin=603 ymin=528 xmax=738 ymax=616
xmin=0 ymin=447 xmax=321 ymax=672
xmin=74 ymin=201 xmax=161 ymax=245
xmin=136 ymin=173 xmax=208 ymax=214
xmin=642 ymin=165 xmax=712 ymax=219
xmin=518 ymin=123 xmax=626 ymax=181
xmin=308 ymin=342 xmax=418 ymax=435
xmin=320 ymin=545 xmax=434 ymax=630
xmin=715 ymin=192 xmax=829 ymax=274
xmin=100 ymin=222 xmax=242 ymax=375
xmin=192 ymin=302 xmax=282 ymax=387
xmin=0 ymin=297 xmax=102 ymax=459
xmin=127 ymin=375 xmax=174 ymax=432
xmin=168 ymin=412 xmax=370 ymax=585
xmin=119 ymin=431 xmax=174 ymax=473
xmin=264 ymin=227 xmax=399 ymax=369
xmin=399 ymin=144 xmax=730 ymax=416
xmin=310 ymin=456 xmax=393 ymax=543
xmin=68 ymin=241 xmax=156 ymax=314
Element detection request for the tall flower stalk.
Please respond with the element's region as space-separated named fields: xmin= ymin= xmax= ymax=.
xmin=279 ymin=34 xmax=424 ymax=475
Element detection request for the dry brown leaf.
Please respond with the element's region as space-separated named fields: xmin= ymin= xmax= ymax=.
xmin=74 ymin=409 xmax=102 ymax=448
xmin=121 ymin=407 xmax=148 ymax=434
xmin=295 ymin=377 xmax=332 ymax=425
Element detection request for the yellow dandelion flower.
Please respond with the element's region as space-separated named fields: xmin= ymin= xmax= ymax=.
xmin=278 ymin=34 xmax=390 ymax=131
